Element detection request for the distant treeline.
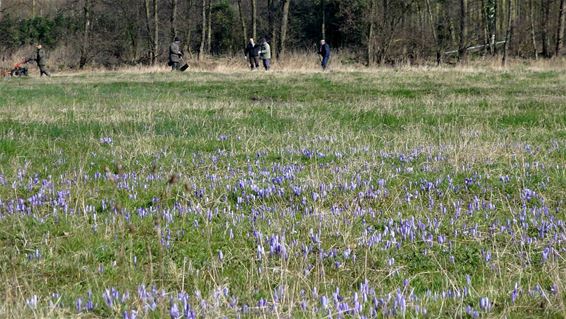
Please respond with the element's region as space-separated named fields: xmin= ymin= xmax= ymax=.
xmin=0 ymin=0 xmax=564 ymax=68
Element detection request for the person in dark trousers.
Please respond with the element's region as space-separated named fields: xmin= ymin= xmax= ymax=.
xmin=318 ymin=40 xmax=331 ymax=70
xmin=35 ymin=44 xmax=51 ymax=77
xmin=258 ymin=38 xmax=271 ymax=71
xmin=169 ymin=37 xmax=183 ymax=71
xmin=244 ymin=38 xmax=260 ymax=70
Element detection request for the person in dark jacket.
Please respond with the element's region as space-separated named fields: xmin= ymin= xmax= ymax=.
xmin=318 ymin=40 xmax=331 ymax=70
xmin=169 ymin=37 xmax=183 ymax=71
xmin=244 ymin=38 xmax=259 ymax=70
xmin=35 ymin=44 xmax=51 ymax=77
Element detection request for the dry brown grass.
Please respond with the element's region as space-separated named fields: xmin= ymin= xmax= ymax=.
xmin=4 ymin=44 xmax=566 ymax=76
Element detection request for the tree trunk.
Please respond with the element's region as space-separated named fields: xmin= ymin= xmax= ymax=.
xmin=367 ymin=0 xmax=377 ymax=66
xmin=128 ymin=22 xmax=138 ymax=62
xmin=487 ymin=0 xmax=497 ymax=55
xmin=251 ymin=0 xmax=257 ymax=40
xmin=481 ymin=0 xmax=490 ymax=56
xmin=541 ymin=0 xmax=550 ymax=58
xmin=79 ymin=0 xmax=91 ymax=69
xmin=502 ymin=0 xmax=513 ymax=66
xmin=498 ymin=0 xmax=505 ymax=42
xmin=321 ymin=0 xmax=326 ymax=39
xmin=123 ymin=1 xmax=140 ymax=62
xmin=529 ymin=0 xmax=538 ymax=59
xmin=199 ymin=0 xmax=206 ymax=60
xmin=418 ymin=3 xmax=425 ymax=62
xmin=377 ymin=15 xmax=402 ymax=65
xmin=458 ymin=0 xmax=468 ymax=63
xmin=279 ymin=0 xmax=291 ymax=58
xmin=185 ymin=0 xmax=193 ymax=56
xmin=0 ymin=0 xmax=4 ymax=21
xmin=425 ymin=0 xmax=441 ymax=65
xmin=144 ymin=0 xmax=155 ymax=64
xmin=32 ymin=0 xmax=36 ymax=17
xmin=556 ymin=0 xmax=566 ymax=56
xmin=171 ymin=0 xmax=177 ymax=40
xmin=153 ymin=0 xmax=159 ymax=65
xmin=207 ymin=0 xmax=212 ymax=53
xmin=445 ymin=4 xmax=456 ymax=50
xmin=268 ymin=0 xmax=277 ymax=58
xmin=383 ymin=0 xmax=388 ymax=24
xmin=237 ymin=0 xmax=248 ymax=45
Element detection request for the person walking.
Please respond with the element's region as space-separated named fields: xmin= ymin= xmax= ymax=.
xmin=258 ymin=38 xmax=272 ymax=71
xmin=318 ymin=40 xmax=331 ymax=71
xmin=244 ymin=38 xmax=260 ymax=70
xmin=35 ymin=44 xmax=51 ymax=77
xmin=169 ymin=37 xmax=183 ymax=71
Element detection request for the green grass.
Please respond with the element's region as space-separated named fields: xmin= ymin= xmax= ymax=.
xmin=0 ymin=68 xmax=565 ymax=318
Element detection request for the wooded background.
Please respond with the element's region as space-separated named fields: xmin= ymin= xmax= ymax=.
xmin=0 ymin=0 xmax=564 ymax=68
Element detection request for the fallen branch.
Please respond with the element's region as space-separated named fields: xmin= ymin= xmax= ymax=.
xmin=444 ymin=41 xmax=507 ymax=55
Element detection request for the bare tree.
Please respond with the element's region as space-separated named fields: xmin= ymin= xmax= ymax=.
xmin=376 ymin=1 xmax=412 ymax=65
xmin=199 ymin=0 xmax=206 ymax=60
xmin=144 ymin=0 xmax=154 ymax=63
xmin=2 ymin=0 xmax=563 ymax=67
xmin=268 ymin=0 xmax=277 ymax=58
xmin=237 ymin=0 xmax=248 ymax=45
xmin=367 ymin=0 xmax=377 ymax=66
xmin=206 ymin=0 xmax=212 ymax=53
xmin=425 ymin=0 xmax=441 ymax=65
xmin=529 ymin=0 xmax=538 ymax=59
xmin=79 ymin=0 xmax=91 ymax=69
xmin=185 ymin=0 xmax=193 ymax=56
xmin=321 ymin=0 xmax=325 ymax=39
xmin=458 ymin=0 xmax=468 ymax=63
xmin=480 ymin=0 xmax=489 ymax=55
xmin=153 ymin=0 xmax=159 ymax=64
xmin=279 ymin=0 xmax=291 ymax=58
xmin=485 ymin=0 xmax=496 ymax=54
xmin=557 ymin=0 xmax=565 ymax=56
xmin=251 ymin=0 xmax=257 ymax=40
xmin=171 ymin=0 xmax=178 ymax=40
xmin=541 ymin=0 xmax=550 ymax=57
xmin=502 ymin=0 xmax=513 ymax=66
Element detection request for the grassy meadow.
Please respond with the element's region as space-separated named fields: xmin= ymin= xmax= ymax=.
xmin=0 ymin=67 xmax=565 ymax=318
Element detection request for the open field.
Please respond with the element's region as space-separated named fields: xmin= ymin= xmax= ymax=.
xmin=0 ymin=67 xmax=565 ymax=318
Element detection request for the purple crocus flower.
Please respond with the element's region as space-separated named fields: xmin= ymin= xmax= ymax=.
xmin=124 ymin=310 xmax=137 ymax=319
xmin=26 ymin=295 xmax=38 ymax=309
xmin=542 ymin=247 xmax=550 ymax=262
xmin=511 ymin=283 xmax=519 ymax=304
xmin=99 ymin=137 xmax=113 ymax=145
xmin=170 ymin=302 xmax=180 ymax=319
xmin=86 ymin=291 xmax=95 ymax=311
xmin=321 ymin=295 xmax=329 ymax=309
xmin=479 ymin=297 xmax=491 ymax=311
xmin=102 ymin=289 xmax=113 ymax=308
xmin=75 ymin=298 xmax=82 ymax=312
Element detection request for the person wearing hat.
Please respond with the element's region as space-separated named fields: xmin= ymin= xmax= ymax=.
xmin=35 ymin=44 xmax=51 ymax=77
xmin=169 ymin=37 xmax=183 ymax=71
